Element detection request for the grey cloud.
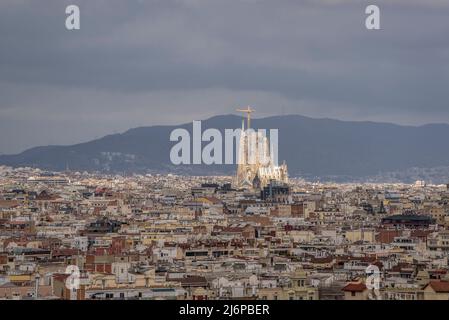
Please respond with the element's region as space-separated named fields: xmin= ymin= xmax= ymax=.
xmin=0 ymin=0 xmax=448 ymax=153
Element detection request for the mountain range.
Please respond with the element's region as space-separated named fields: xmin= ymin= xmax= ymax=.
xmin=2 ymin=114 xmax=449 ymax=182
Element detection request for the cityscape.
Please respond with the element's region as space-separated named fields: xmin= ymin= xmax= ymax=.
xmin=1 ymin=111 xmax=449 ymax=300
xmin=1 ymin=0 xmax=449 ymax=306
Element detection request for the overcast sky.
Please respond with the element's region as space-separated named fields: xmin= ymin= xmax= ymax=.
xmin=0 ymin=0 xmax=448 ymax=154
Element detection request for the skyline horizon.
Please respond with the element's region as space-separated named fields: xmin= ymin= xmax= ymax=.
xmin=4 ymin=111 xmax=449 ymax=156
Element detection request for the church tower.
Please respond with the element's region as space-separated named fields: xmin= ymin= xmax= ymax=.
xmin=235 ymin=107 xmax=288 ymax=189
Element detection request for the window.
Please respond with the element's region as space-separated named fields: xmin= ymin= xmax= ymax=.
xmin=351 ymin=292 xmax=356 ymax=297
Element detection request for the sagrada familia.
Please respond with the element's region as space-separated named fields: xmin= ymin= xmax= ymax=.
xmin=235 ymin=107 xmax=289 ymax=189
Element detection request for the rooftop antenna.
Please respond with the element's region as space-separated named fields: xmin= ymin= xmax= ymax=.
xmin=236 ymin=106 xmax=255 ymax=129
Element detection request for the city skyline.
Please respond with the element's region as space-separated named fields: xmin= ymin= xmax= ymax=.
xmin=2 ymin=166 xmax=449 ymax=301
xmin=2 ymin=1 xmax=449 ymax=304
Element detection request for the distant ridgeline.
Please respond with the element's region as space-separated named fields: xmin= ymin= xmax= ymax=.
xmin=2 ymin=115 xmax=449 ymax=183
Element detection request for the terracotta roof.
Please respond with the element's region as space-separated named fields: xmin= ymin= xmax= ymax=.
xmin=0 ymin=200 xmax=19 ymax=209
xmin=376 ymin=230 xmax=400 ymax=243
xmin=180 ymin=276 xmax=208 ymax=286
xmin=342 ymin=282 xmax=367 ymax=292
xmin=411 ymin=230 xmax=431 ymax=238
xmin=425 ymin=280 xmax=449 ymax=293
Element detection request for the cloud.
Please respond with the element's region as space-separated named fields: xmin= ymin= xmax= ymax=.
xmin=0 ymin=0 xmax=448 ymax=153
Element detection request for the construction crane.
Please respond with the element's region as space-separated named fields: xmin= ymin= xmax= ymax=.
xmin=236 ymin=106 xmax=255 ymax=129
